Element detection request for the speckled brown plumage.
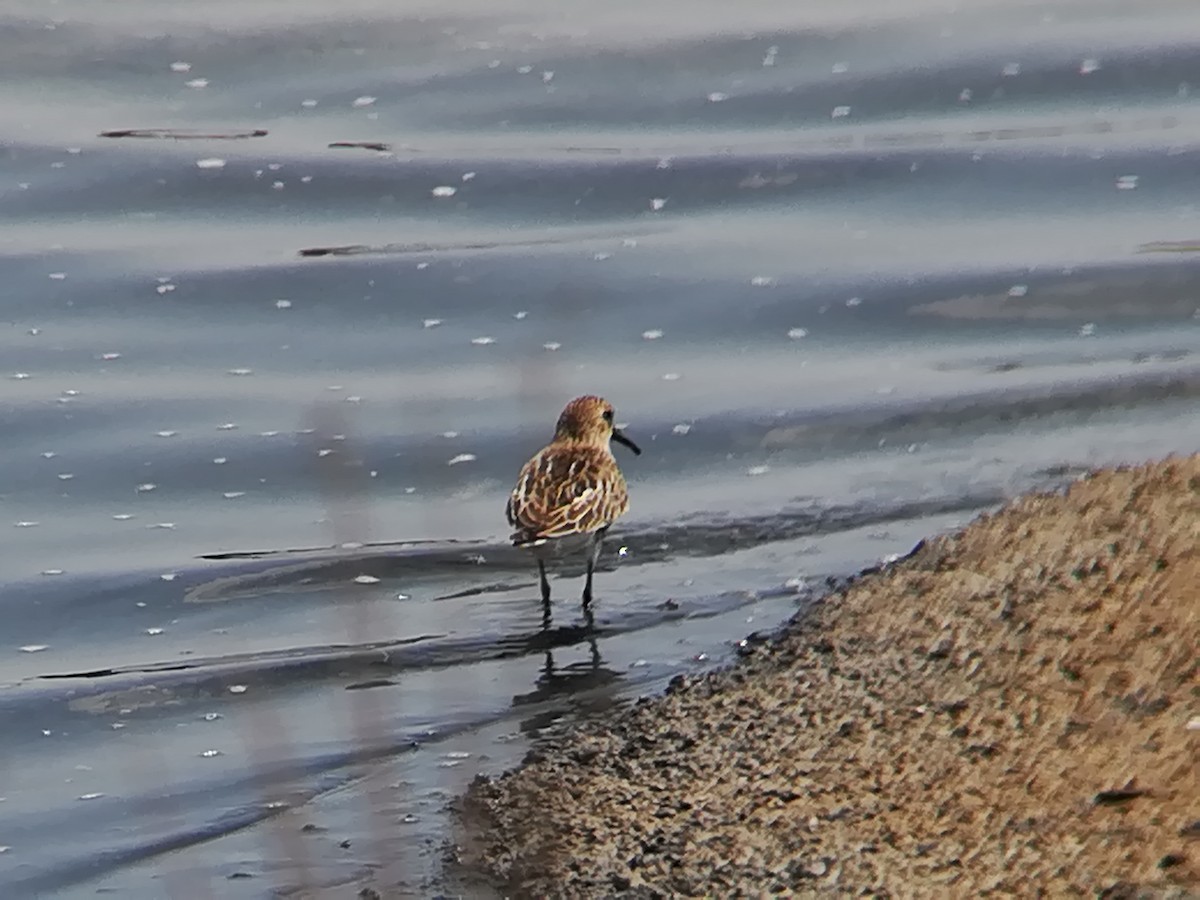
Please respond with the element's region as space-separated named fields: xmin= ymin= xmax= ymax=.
xmin=506 ymin=395 xmax=640 ymax=612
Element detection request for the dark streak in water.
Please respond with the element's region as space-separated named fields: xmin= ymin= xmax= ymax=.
xmin=99 ymin=128 xmax=269 ymax=139
xmin=198 ymin=537 xmax=483 ymax=561
xmin=180 ymin=493 xmax=1003 ymax=604
xmin=328 ymin=140 xmax=393 ymax=151
xmin=26 ymin=593 xmax=747 ymax=697
xmin=297 ymin=235 xmax=591 ymax=257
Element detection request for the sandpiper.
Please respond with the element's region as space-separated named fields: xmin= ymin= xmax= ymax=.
xmin=506 ymin=395 xmax=641 ymax=615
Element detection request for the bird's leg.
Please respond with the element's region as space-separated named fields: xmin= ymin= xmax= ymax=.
xmin=537 ymin=558 xmax=552 ymax=623
xmin=582 ymin=529 xmax=606 ymax=614
xmin=582 ymin=557 xmax=594 ymax=610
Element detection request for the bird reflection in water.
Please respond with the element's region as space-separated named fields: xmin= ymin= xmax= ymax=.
xmin=512 ymin=605 xmax=623 ymax=737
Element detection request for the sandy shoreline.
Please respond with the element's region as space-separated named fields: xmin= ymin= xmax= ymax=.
xmin=458 ymin=456 xmax=1199 ymax=897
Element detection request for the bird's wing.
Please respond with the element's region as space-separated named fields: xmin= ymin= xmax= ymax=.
xmin=507 ymin=445 xmax=627 ymax=544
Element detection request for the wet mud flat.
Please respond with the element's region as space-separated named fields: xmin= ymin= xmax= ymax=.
xmin=458 ymin=455 xmax=1200 ymax=897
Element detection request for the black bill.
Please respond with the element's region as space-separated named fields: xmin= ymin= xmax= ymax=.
xmin=612 ymin=427 xmax=642 ymax=455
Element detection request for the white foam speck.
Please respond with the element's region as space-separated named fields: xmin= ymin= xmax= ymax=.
xmin=14 ymin=521 xmax=39 ymax=528
xmin=517 ymin=65 xmax=532 ymax=74
xmin=156 ymin=430 xmax=177 ymax=438
xmin=213 ymin=457 xmax=227 ymax=464
xmin=423 ymin=318 xmax=442 ymax=328
xmin=200 ymin=749 xmax=223 ymax=758
xmin=145 ymin=628 xmax=164 ymax=636
xmin=642 ymin=329 xmax=664 ymax=340
xmin=707 ymin=91 xmax=728 ymax=103
xmin=831 ymin=105 xmax=851 ymax=119
xmin=11 ymin=373 xmax=31 ymax=380
xmin=845 ymin=296 xmax=862 ymax=307
xmin=352 ymin=95 xmax=376 ymax=107
xmin=750 ymin=276 xmax=775 ymax=287
xmin=161 ymin=573 xmax=177 ymax=581
xmin=56 ymin=473 xmax=73 ymax=481
xmin=112 ymin=514 xmax=134 ymax=520
xmin=196 ymin=158 xmax=225 ymax=170
xmin=471 ymin=336 xmax=495 ymax=345
xmin=1008 ymin=284 xmax=1028 ymax=298
xmin=747 ymin=465 xmax=770 ymax=476
xmin=41 ymin=569 xmax=63 ymax=576
xmin=1080 ymin=58 xmax=1100 ymax=75
xmin=77 ymin=793 xmax=104 ymax=801
xmin=223 ymin=491 xmax=245 ymax=499
xmin=543 ymin=341 xmax=561 ymax=351
xmin=170 ymin=61 xmax=191 ymax=72
xmin=650 ymin=197 xmax=667 ymax=211
xmin=431 ymin=185 xmax=457 ymax=198
xmin=513 ymin=310 xmax=528 ymax=319
xmin=787 ymin=327 xmax=809 ymax=339
xmin=1116 ymin=175 xmax=1138 ymax=190
xmin=19 ymin=645 xmax=48 ymax=653
xmin=662 ymin=372 xmax=681 ymax=381
xmin=831 ymin=62 xmax=848 ymax=73
xmin=228 ymin=685 xmax=248 ymax=694
xmin=959 ymin=88 xmax=972 ymax=102
xmin=149 ymin=523 xmax=175 ymax=530
xmin=354 ymin=575 xmax=381 ymax=585
xmin=301 ymin=98 xmax=318 ymax=108
xmin=1079 ymin=322 xmax=1096 ymax=337
xmin=227 ymin=368 xmax=253 ymax=376
xmin=185 ymin=78 xmax=208 ymax=88
xmin=1001 ymin=62 xmax=1020 ymax=77
xmin=136 ymin=483 xmax=156 ymax=492
xmin=49 ymin=272 xmax=66 ymax=280
xmin=275 ymin=299 xmax=291 ymax=309
xmin=447 ymin=453 xmax=476 ymax=465
xmin=672 ymin=423 xmax=691 ymax=435
xmin=155 ymin=283 xmax=176 ymax=294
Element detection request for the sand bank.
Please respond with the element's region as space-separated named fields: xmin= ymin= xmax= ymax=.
xmin=461 ymin=456 xmax=1200 ymax=897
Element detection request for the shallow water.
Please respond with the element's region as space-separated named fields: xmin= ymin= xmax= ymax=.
xmin=3 ymin=0 xmax=1200 ymax=894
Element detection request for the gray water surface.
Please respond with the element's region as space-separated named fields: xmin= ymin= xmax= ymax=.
xmin=3 ymin=0 xmax=1200 ymax=895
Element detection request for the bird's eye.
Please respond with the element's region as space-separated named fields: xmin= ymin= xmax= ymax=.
xmin=602 ymin=409 xmax=614 ymax=423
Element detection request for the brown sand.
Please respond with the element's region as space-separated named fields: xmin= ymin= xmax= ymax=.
xmin=460 ymin=455 xmax=1200 ymax=897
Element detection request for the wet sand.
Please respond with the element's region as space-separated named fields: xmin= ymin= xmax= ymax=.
xmin=459 ymin=455 xmax=1200 ymax=897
